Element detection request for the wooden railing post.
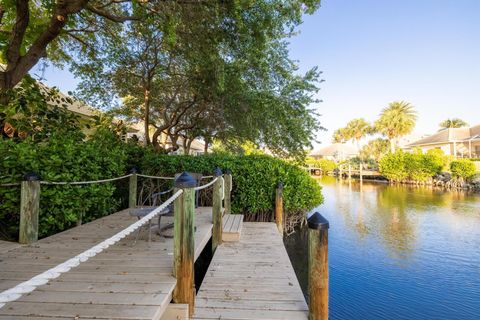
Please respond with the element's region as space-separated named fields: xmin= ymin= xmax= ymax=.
xmin=128 ymin=168 xmax=138 ymax=208
xmin=212 ymin=168 xmax=223 ymax=253
xmin=173 ymin=172 xmax=197 ymax=317
xmin=308 ymin=212 xmax=329 ymax=320
xmin=19 ymin=172 xmax=41 ymax=244
xmin=224 ymin=168 xmax=232 ymax=215
xmin=275 ymin=182 xmax=284 ymax=235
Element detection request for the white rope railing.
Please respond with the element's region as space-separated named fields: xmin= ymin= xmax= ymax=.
xmin=137 ymin=173 xmax=175 ymax=180
xmin=0 ymin=182 xmax=21 ymax=187
xmin=194 ymin=177 xmax=219 ymax=191
xmin=1 ymin=173 xmax=217 ymax=187
xmin=40 ymin=174 xmax=133 ymax=186
xmin=0 ymin=189 xmax=183 ymax=309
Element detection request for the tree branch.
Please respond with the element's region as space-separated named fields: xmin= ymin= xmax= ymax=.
xmin=86 ymin=4 xmax=139 ymax=23
xmin=6 ymin=0 xmax=29 ymax=66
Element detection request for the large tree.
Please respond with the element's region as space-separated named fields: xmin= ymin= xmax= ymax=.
xmin=74 ymin=1 xmax=323 ymax=157
xmin=375 ymin=101 xmax=417 ymax=153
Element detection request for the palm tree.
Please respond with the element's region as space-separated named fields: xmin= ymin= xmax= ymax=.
xmin=345 ymin=118 xmax=373 ymax=149
xmin=332 ymin=127 xmax=351 ymax=143
xmin=375 ymin=101 xmax=417 ymax=153
xmin=439 ymin=118 xmax=468 ymax=129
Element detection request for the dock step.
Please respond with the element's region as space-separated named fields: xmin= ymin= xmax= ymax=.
xmin=222 ymin=214 xmax=243 ymax=242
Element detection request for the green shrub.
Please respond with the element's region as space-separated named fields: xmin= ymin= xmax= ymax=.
xmin=379 ymin=149 xmax=445 ymax=182
xmin=379 ymin=151 xmax=408 ymax=182
xmin=140 ymin=154 xmax=323 ymax=219
xmin=0 ymin=130 xmax=128 ymax=240
xmin=450 ymin=159 xmax=476 ymax=179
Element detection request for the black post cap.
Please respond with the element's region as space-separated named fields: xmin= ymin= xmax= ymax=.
xmin=174 ymin=172 xmax=197 ymax=188
xmin=129 ymin=167 xmax=139 ymax=174
xmin=308 ymin=212 xmax=329 ymax=230
xmin=23 ymin=172 xmax=40 ymax=181
xmin=214 ymin=167 xmax=223 ymax=177
xmin=224 ymin=168 xmax=232 ymax=174
xmin=276 ymin=181 xmax=283 ymax=189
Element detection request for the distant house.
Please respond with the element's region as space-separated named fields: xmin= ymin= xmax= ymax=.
xmin=403 ymin=125 xmax=480 ymax=158
xmin=310 ymin=143 xmax=359 ymax=162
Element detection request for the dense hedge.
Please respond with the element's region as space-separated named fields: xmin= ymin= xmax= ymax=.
xmin=450 ymin=159 xmax=476 ymax=179
xmin=379 ymin=149 xmax=446 ymax=182
xmin=138 ymin=153 xmax=323 ymax=220
xmin=0 ymin=130 xmax=129 ymax=240
xmin=1 ymin=136 xmax=322 ymax=240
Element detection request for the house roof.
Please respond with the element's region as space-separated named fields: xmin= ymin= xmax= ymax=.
xmin=406 ymin=124 xmax=480 ymax=147
xmin=310 ymin=143 xmax=358 ymax=157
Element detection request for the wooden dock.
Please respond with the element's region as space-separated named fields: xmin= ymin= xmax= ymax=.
xmin=0 ymin=170 xmax=322 ymax=319
xmin=0 ymin=207 xmax=213 ymax=319
xmin=194 ymin=222 xmax=308 ymax=320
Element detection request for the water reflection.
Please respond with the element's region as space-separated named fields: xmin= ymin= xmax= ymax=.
xmin=286 ymin=177 xmax=480 ymax=320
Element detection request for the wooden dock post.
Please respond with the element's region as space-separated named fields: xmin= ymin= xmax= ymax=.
xmin=19 ymin=172 xmax=41 ymax=244
xmin=128 ymin=168 xmax=138 ymax=208
xmin=275 ymin=182 xmax=284 ymax=235
xmin=212 ymin=168 xmax=223 ymax=253
xmin=173 ymin=172 xmax=197 ymax=317
xmin=359 ymin=162 xmax=363 ymax=183
xmin=224 ymin=168 xmax=232 ymax=215
xmin=308 ymin=212 xmax=329 ymax=320
xmin=348 ymin=163 xmax=352 ymax=180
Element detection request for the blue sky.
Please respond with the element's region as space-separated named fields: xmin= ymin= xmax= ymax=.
xmin=34 ymin=0 xmax=480 ymax=148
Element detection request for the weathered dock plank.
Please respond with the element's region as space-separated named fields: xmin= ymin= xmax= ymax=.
xmin=0 ymin=240 xmax=20 ymax=254
xmin=0 ymin=207 xmax=213 ymax=320
xmin=193 ymin=222 xmax=308 ymax=320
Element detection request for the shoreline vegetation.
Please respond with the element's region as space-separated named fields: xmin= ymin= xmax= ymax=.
xmin=306 ymin=151 xmax=480 ymax=191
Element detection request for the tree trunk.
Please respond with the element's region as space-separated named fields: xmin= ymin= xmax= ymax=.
xmin=390 ymin=139 xmax=395 ymax=153
xmin=143 ymin=89 xmax=151 ymax=146
xmin=204 ymin=136 xmax=210 ymax=154
xmin=186 ymin=138 xmax=193 ymax=155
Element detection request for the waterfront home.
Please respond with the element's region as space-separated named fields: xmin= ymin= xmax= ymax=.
xmin=403 ymin=125 xmax=480 ymax=158
xmin=310 ymin=143 xmax=359 ymax=162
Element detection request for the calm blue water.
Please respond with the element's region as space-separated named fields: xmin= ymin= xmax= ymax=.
xmin=285 ymin=177 xmax=480 ymax=320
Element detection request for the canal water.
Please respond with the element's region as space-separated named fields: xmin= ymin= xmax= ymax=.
xmin=285 ymin=176 xmax=480 ymax=320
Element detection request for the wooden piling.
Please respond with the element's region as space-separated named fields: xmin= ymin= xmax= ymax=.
xmin=224 ymin=169 xmax=232 ymax=215
xmin=275 ymin=182 xmax=284 ymax=235
xmin=308 ymin=212 xmax=329 ymax=320
xmin=359 ymin=162 xmax=363 ymax=183
xmin=19 ymin=172 xmax=41 ymax=244
xmin=128 ymin=168 xmax=138 ymax=208
xmin=173 ymin=172 xmax=197 ymax=317
xmin=212 ymin=168 xmax=223 ymax=253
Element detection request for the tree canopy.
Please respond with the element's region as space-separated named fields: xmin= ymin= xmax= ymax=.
xmin=331 ymin=118 xmax=373 ymax=150
xmin=439 ymin=118 xmax=468 ymax=129
xmin=1 ymin=1 xmax=323 ymax=158
xmin=375 ymin=101 xmax=417 ymax=152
